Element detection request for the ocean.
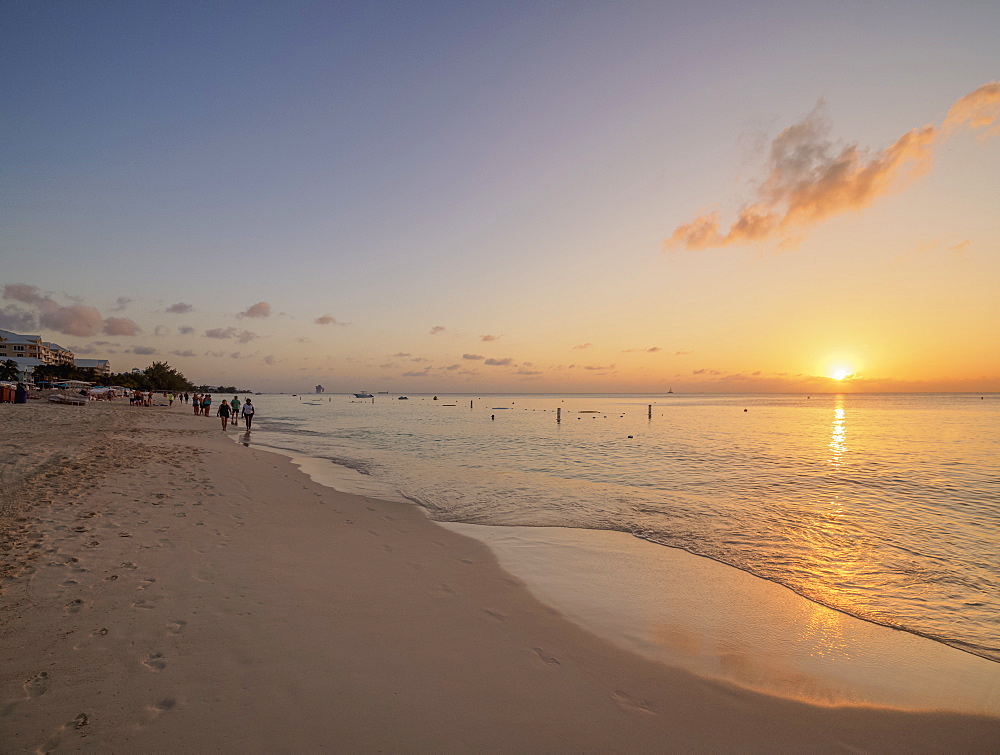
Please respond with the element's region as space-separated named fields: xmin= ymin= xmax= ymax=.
xmin=238 ymin=392 xmax=999 ymax=666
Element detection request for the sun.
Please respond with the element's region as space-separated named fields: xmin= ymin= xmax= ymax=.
xmin=831 ymin=368 xmax=852 ymax=381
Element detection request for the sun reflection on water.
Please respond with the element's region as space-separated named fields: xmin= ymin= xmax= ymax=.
xmin=828 ymin=402 xmax=846 ymax=465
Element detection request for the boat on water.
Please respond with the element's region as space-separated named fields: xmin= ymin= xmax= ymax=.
xmin=353 ymin=390 xmax=374 ymax=398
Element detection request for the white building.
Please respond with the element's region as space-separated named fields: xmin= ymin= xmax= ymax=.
xmin=0 ymin=329 xmax=44 ymax=362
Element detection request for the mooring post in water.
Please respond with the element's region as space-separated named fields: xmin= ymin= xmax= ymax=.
xmin=648 ymin=404 xmax=652 ymax=419
xmin=470 ymin=400 xmax=473 ymax=409
xmin=556 ymin=407 xmax=561 ymax=423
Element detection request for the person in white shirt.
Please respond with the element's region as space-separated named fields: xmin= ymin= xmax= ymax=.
xmin=242 ymin=398 xmax=255 ymax=431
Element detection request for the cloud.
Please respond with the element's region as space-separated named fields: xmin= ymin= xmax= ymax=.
xmin=667 ymin=103 xmax=935 ymax=250
xmin=463 ymin=353 xmax=485 ymax=360
xmin=583 ymin=364 xmax=615 ymax=371
xmin=2 ymin=283 xmax=133 ymax=338
xmin=480 ymin=334 xmax=500 ymax=342
xmin=178 ymin=325 xmax=195 ymax=335
xmin=166 ymin=302 xmax=193 ymax=314
xmin=153 ymin=326 xmax=168 ymax=336
xmin=203 ymin=327 xmax=259 ymax=344
xmin=943 ymin=82 xmax=1000 ymax=134
xmin=110 ymin=297 xmax=131 ymax=311
xmin=131 ymin=345 xmax=157 ymax=355
xmin=484 ymin=357 xmax=513 ymax=366
xmin=402 ymin=369 xmax=432 ymax=377
xmin=0 ymin=305 xmax=37 ymax=331
xmin=665 ymin=82 xmax=1000 ymax=251
xmin=238 ymin=302 xmax=271 ymax=319
xmin=445 ymin=364 xmax=461 ymax=371
xmin=171 ymin=350 xmax=197 ymax=357
xmin=390 ymin=352 xmax=411 ymax=357
xmin=675 ymin=350 xmax=692 ymax=356
xmin=646 ymin=346 xmax=661 ymax=353
xmin=3 ymin=284 xmax=46 ymax=304
xmin=103 ymin=317 xmax=141 ymax=336
xmin=263 ymin=355 xmax=275 ymax=365
xmin=204 ymin=350 xmax=226 ymax=358
xmin=429 ymin=326 xmax=446 ymax=335
xmin=315 ymin=314 xmax=343 ymax=325
xmin=573 ymin=343 xmax=593 ymax=350
xmin=41 ymin=304 xmax=104 ymax=336
xmin=517 ymin=370 xmax=542 ymax=376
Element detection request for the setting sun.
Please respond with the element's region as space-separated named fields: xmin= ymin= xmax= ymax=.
xmin=831 ymin=368 xmax=852 ymax=381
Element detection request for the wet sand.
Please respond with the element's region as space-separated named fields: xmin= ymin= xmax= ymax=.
xmin=1 ymin=401 xmax=998 ymax=752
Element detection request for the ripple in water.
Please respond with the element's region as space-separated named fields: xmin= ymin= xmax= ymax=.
xmin=250 ymin=393 xmax=1000 ymax=662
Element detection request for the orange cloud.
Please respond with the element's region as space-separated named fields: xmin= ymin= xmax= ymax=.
xmin=238 ymin=302 xmax=271 ymax=319
xmin=943 ymin=82 xmax=1000 ymax=134
xmin=666 ymin=82 xmax=998 ymax=251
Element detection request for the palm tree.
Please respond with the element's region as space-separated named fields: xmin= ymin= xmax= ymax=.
xmin=0 ymin=359 xmax=20 ymax=382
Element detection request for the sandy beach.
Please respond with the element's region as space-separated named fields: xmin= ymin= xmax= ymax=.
xmin=2 ymin=401 xmax=999 ymax=752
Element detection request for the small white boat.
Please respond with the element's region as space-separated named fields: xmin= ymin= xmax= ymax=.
xmin=353 ymin=390 xmax=374 ymax=398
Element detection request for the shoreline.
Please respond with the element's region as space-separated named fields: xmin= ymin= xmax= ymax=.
xmin=250 ymin=435 xmax=1000 ymax=716
xmin=2 ymin=401 xmax=999 ymax=751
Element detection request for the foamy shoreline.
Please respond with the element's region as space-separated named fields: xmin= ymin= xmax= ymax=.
xmin=2 ymin=401 xmax=998 ymax=752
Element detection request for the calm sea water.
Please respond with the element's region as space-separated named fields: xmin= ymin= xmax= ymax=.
xmin=244 ymin=392 xmax=999 ymax=663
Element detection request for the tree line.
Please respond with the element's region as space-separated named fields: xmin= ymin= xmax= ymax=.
xmin=1 ymin=359 xmax=254 ymax=394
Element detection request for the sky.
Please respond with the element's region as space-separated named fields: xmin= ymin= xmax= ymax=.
xmin=2 ymin=0 xmax=998 ymax=393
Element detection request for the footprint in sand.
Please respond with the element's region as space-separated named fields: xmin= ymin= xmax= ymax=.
xmin=139 ymin=578 xmax=156 ymax=590
xmin=532 ymin=648 xmax=561 ymax=666
xmin=142 ymin=653 xmax=166 ymax=671
xmin=132 ymin=599 xmax=155 ymax=610
xmin=167 ymin=620 xmax=187 ymax=635
xmin=64 ymin=599 xmax=84 ymax=614
xmin=35 ymin=713 xmax=89 ymax=752
xmin=142 ymin=697 xmax=177 ymax=724
xmin=71 ymin=627 xmax=109 ymax=650
xmin=23 ymin=671 xmax=49 ymax=698
xmin=121 ymin=562 xmax=139 ymax=570
xmin=610 ymin=690 xmax=655 ymax=715
xmin=483 ymin=609 xmax=507 ymax=622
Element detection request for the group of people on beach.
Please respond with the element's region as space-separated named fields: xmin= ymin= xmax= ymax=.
xmin=188 ymin=393 xmax=255 ymax=431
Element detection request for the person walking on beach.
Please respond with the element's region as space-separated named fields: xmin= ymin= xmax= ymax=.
xmin=242 ymin=398 xmax=255 ymax=431
xmin=217 ymin=398 xmax=231 ymax=430
xmin=202 ymin=393 xmax=212 ymax=416
xmin=230 ymin=396 xmax=241 ymax=428
xmin=193 ymin=393 xmax=201 ymax=415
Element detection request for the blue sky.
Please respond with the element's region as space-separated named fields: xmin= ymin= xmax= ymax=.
xmin=3 ymin=1 xmax=999 ymax=392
